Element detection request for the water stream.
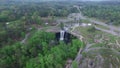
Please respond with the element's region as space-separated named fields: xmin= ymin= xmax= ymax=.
xmin=60 ymin=30 xmax=65 ymax=41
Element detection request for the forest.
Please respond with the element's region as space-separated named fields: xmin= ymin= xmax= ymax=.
xmin=0 ymin=1 xmax=82 ymax=68
xmin=1 ymin=1 xmax=120 ymax=68
xmin=0 ymin=1 xmax=78 ymax=47
xmin=0 ymin=31 xmax=83 ymax=68
xmin=81 ymin=1 xmax=120 ymax=25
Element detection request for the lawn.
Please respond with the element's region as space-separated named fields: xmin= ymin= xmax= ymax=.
xmin=75 ymin=26 xmax=120 ymax=44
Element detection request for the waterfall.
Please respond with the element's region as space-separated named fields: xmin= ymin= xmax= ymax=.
xmin=60 ymin=30 xmax=65 ymax=41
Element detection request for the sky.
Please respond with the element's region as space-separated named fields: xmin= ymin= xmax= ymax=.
xmin=41 ymin=0 xmax=119 ymax=1
xmin=76 ymin=0 xmax=118 ymax=1
xmin=83 ymin=0 xmax=117 ymax=1
xmin=84 ymin=0 xmax=103 ymax=1
xmin=0 ymin=0 xmax=120 ymax=1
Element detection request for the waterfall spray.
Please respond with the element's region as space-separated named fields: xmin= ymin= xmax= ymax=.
xmin=60 ymin=30 xmax=65 ymax=41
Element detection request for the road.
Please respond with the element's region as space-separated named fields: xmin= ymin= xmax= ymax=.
xmin=21 ymin=5 xmax=120 ymax=44
xmin=74 ymin=5 xmax=120 ymax=37
xmin=95 ymin=26 xmax=119 ymax=36
xmin=68 ymin=5 xmax=120 ymax=68
xmin=75 ymin=5 xmax=120 ymax=30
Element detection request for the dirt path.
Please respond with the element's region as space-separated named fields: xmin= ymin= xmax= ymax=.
xmin=21 ymin=33 xmax=30 ymax=44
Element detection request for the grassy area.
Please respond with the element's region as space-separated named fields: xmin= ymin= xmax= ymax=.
xmin=54 ymin=17 xmax=67 ymax=20
xmin=76 ymin=26 xmax=103 ymax=43
xmin=95 ymin=24 xmax=110 ymax=30
xmin=80 ymin=19 xmax=91 ymax=23
xmin=75 ymin=26 xmax=120 ymax=44
xmin=89 ymin=17 xmax=108 ymax=23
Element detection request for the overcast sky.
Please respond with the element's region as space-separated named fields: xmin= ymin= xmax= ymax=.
xmin=77 ymin=0 xmax=117 ymax=1
xmin=83 ymin=0 xmax=116 ymax=1
xmin=3 ymin=0 xmax=118 ymax=1
xmin=44 ymin=0 xmax=119 ymax=1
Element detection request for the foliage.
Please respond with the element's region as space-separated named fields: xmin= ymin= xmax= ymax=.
xmin=81 ymin=2 xmax=120 ymax=25
xmin=0 ymin=31 xmax=83 ymax=68
xmin=0 ymin=1 xmax=79 ymax=46
xmin=72 ymin=61 xmax=78 ymax=68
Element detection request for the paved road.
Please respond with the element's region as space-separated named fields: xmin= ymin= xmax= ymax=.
xmin=74 ymin=5 xmax=120 ymax=37
xmin=21 ymin=5 xmax=120 ymax=44
xmin=95 ymin=26 xmax=120 ymax=36
xmin=65 ymin=5 xmax=120 ymax=68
